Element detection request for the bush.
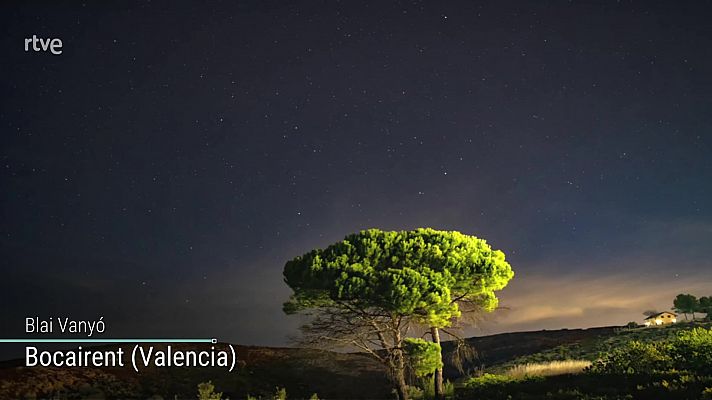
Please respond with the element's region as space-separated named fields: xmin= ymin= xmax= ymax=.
xmin=588 ymin=340 xmax=672 ymax=374
xmin=456 ymin=326 xmax=712 ymax=399
xmin=588 ymin=327 xmax=712 ymax=376
xmin=464 ymin=373 xmax=517 ymax=388
xmin=703 ymin=387 xmax=712 ymax=399
xmin=197 ymin=381 xmax=223 ymax=400
xmin=443 ymin=380 xmax=455 ymax=398
xmin=405 ymin=385 xmax=425 ymax=399
xmin=403 ymin=338 xmax=443 ymax=377
xmin=418 ymin=378 xmax=455 ymax=399
xmin=273 ymin=387 xmax=287 ymax=400
xmin=670 ymin=328 xmax=712 ymax=374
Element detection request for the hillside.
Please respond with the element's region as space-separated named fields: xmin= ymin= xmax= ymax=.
xmin=1 ymin=324 xmax=706 ymax=399
xmin=0 ymin=344 xmax=391 ymax=399
xmin=443 ymin=326 xmax=619 ymax=377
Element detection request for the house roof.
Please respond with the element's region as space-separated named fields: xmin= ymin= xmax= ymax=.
xmin=644 ymin=311 xmax=677 ymax=320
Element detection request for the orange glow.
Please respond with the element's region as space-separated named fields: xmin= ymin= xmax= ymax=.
xmin=474 ymin=267 xmax=712 ymax=334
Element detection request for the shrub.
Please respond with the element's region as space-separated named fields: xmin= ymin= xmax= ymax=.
xmin=197 ymin=381 xmax=223 ymax=400
xmin=703 ymin=387 xmax=712 ymax=399
xmin=405 ymin=385 xmax=424 ymax=399
xmin=588 ymin=341 xmax=672 ymax=374
xmin=670 ymin=328 xmax=712 ymax=374
xmin=403 ymin=338 xmax=443 ymax=377
xmin=273 ymin=387 xmax=287 ymax=400
xmin=442 ymin=380 xmax=455 ymax=398
xmin=418 ymin=378 xmax=455 ymax=399
xmin=464 ymin=373 xmax=516 ymax=388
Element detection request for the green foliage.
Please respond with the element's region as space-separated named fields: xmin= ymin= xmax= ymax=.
xmin=283 ymin=228 xmax=513 ymax=400
xmin=467 ymin=325 xmax=712 ymax=399
xmin=587 ymin=341 xmax=672 ymax=374
xmin=403 ymin=338 xmax=443 ymax=377
xmin=464 ymin=373 xmax=518 ymax=388
xmin=418 ymin=378 xmax=455 ymax=399
xmin=703 ymin=387 xmax=712 ymax=399
xmin=283 ymin=228 xmax=513 ymax=327
xmin=406 ymin=379 xmax=456 ymax=400
xmin=496 ymin=323 xmax=712 ymax=372
xmin=588 ymin=327 xmax=712 ymax=376
xmin=458 ymin=372 xmax=712 ymax=400
xmin=197 ymin=381 xmax=223 ymax=400
xmin=670 ymin=328 xmax=712 ymax=374
xmin=405 ymin=385 xmax=424 ymax=400
xmin=443 ymin=379 xmax=455 ymax=398
xmin=674 ymin=293 xmax=699 ymax=318
xmin=420 ymin=379 xmax=433 ymax=399
xmin=308 ymin=393 xmax=319 ymax=400
xmin=273 ymin=387 xmax=287 ymax=400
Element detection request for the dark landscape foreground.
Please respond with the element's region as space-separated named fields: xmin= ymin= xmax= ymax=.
xmin=0 ymin=324 xmax=710 ymax=399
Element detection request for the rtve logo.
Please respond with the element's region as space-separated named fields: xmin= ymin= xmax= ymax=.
xmin=24 ymin=35 xmax=63 ymax=55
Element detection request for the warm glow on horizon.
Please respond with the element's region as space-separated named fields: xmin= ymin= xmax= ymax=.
xmin=477 ymin=270 xmax=711 ymax=334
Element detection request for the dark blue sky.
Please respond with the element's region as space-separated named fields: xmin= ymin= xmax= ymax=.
xmin=1 ymin=1 xmax=711 ymax=357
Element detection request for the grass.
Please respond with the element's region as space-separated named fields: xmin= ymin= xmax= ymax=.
xmin=505 ymin=360 xmax=591 ymax=379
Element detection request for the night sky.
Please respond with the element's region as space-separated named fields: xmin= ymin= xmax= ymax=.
xmin=2 ymin=2 xmax=711 ymax=357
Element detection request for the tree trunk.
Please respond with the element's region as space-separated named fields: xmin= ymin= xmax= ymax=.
xmin=431 ymin=326 xmax=444 ymax=400
xmin=393 ymin=329 xmax=409 ymax=400
xmin=393 ymin=367 xmax=409 ymax=400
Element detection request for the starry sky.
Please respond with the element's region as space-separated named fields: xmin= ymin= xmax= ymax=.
xmin=1 ymin=2 xmax=712 ymax=358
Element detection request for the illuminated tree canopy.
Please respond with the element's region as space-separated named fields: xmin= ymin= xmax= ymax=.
xmin=283 ymin=228 xmax=514 ymax=399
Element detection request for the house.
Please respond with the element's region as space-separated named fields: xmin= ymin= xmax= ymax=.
xmin=643 ymin=312 xmax=677 ymax=327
